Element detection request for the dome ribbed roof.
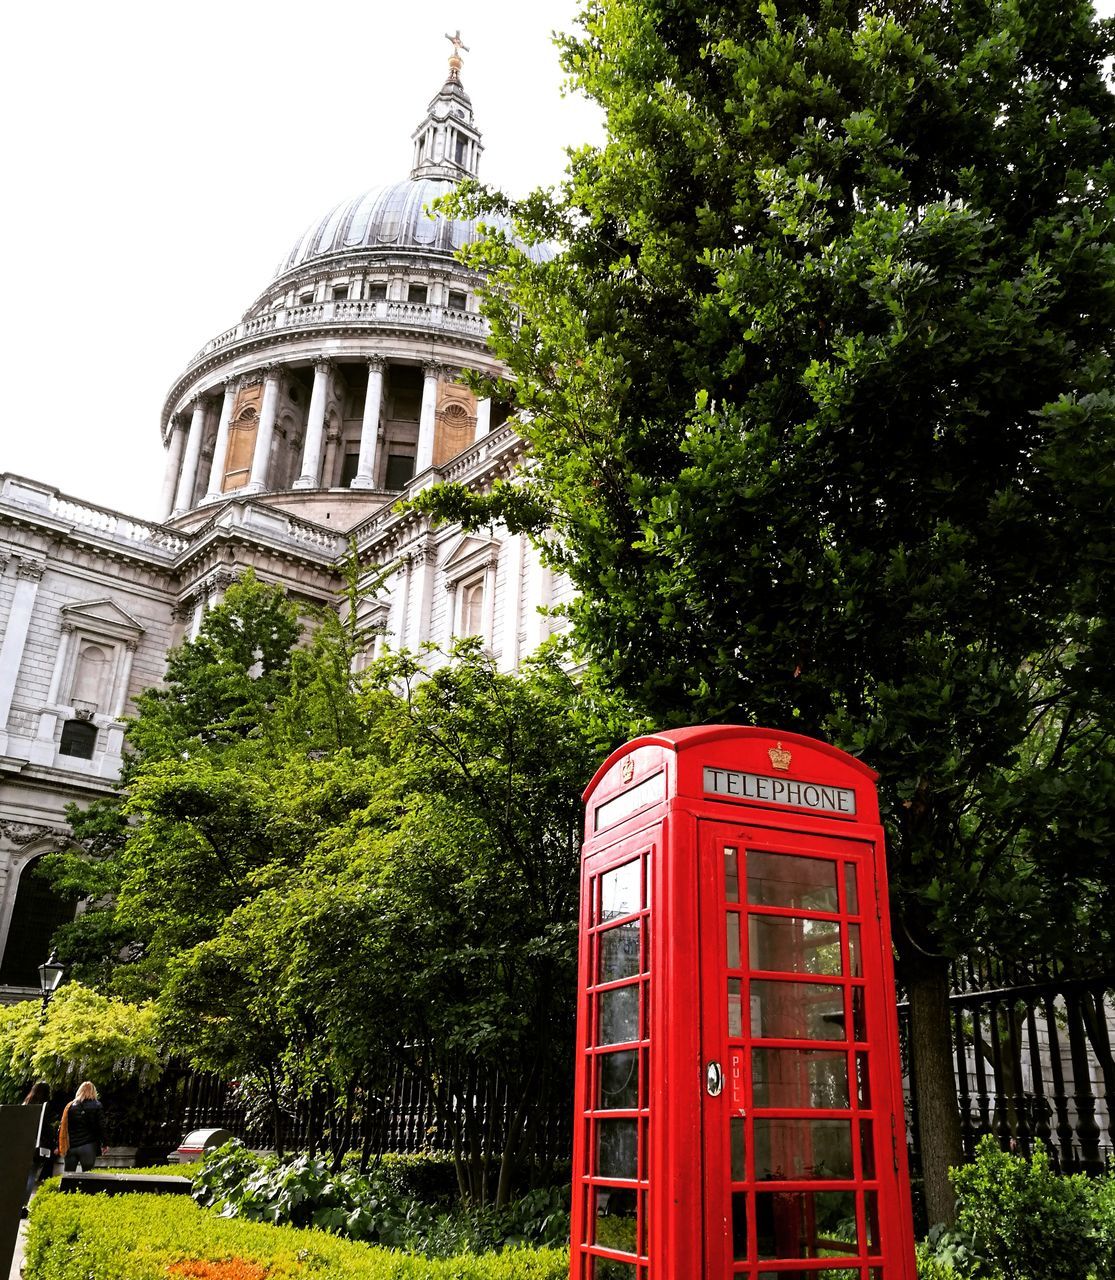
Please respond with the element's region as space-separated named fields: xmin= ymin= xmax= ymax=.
xmin=277 ymin=177 xmax=550 ymax=276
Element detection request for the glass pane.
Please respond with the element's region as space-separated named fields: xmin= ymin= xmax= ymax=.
xmin=752 ymin=1048 xmax=850 ymax=1109
xmin=860 ymin=1120 xmax=876 ymax=1179
xmin=601 ymin=861 xmax=641 ymax=921
xmin=847 ymin=923 xmax=862 ymax=978
xmin=844 ymin=864 xmax=859 ymax=914
xmin=756 ymin=1188 xmax=859 ymax=1259
xmin=856 ymin=1053 xmax=871 ymax=1106
xmin=728 ymin=978 xmax=743 ymax=1037
xmin=598 ymin=1051 xmax=639 ymax=1110
xmin=750 ymin=915 xmax=842 ymax=975
xmin=751 ymin=980 xmax=846 ymax=1041
xmin=754 ymin=1119 xmax=853 ymax=1181
xmin=593 ymin=1186 xmax=637 ymax=1253
xmin=732 ymin=1191 xmax=748 ymax=1261
xmin=866 ymin=1189 xmax=880 ymax=1250
xmin=730 ymin=1116 xmax=746 ymax=1181
xmin=600 ymin=923 xmax=641 ymax=983
xmin=727 ymin=912 xmax=742 ymax=968
xmin=596 ymin=1119 xmax=638 ymax=1179
xmin=600 ymin=986 xmax=640 ymax=1045
xmin=748 ymin=851 xmax=839 ymax=912
xmin=591 ymin=1259 xmax=637 ymax=1280
xmin=852 ymin=988 xmax=867 ymax=1042
xmin=725 ymin=847 xmax=740 ymax=903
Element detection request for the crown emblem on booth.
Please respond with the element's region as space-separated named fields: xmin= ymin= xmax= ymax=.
xmin=621 ymin=757 xmax=635 ymax=783
xmin=768 ymin=741 xmax=792 ymax=771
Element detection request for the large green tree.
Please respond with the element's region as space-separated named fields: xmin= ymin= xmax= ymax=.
xmin=426 ymin=0 xmax=1115 ymax=1222
xmin=45 ymin=571 xmax=629 ymax=1198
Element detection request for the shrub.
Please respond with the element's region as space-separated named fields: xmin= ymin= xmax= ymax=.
xmin=192 ymin=1141 xmax=570 ymax=1258
xmin=945 ymin=1137 xmax=1110 ymax=1280
xmin=23 ymin=1183 xmax=568 ymax=1280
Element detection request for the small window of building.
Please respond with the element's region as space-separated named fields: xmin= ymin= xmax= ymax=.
xmin=368 ymin=283 xmax=388 ymax=301
xmin=455 ymin=135 xmax=468 ymax=166
xmin=406 ymin=284 xmax=428 ymax=305
xmin=332 ymin=285 xmax=349 ymax=301
xmin=59 ymin=719 xmax=97 ymax=760
xmin=299 ymin=291 xmax=314 ymax=305
xmin=384 ymin=453 xmax=415 ymax=490
xmin=340 ymin=452 xmax=360 ymax=487
xmin=448 ymin=290 xmax=467 ymax=311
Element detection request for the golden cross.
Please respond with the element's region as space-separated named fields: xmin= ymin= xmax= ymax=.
xmin=445 ymin=29 xmax=470 ymax=56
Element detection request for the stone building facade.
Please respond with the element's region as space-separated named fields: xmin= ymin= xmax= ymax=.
xmin=0 ymin=49 xmax=569 ymax=1001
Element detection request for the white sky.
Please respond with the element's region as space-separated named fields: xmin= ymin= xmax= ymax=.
xmin=2 ymin=1 xmax=1113 ymax=521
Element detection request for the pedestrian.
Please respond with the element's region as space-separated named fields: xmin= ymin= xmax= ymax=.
xmin=58 ymin=1080 xmax=107 ymax=1172
xmin=22 ymin=1080 xmax=53 ymax=1212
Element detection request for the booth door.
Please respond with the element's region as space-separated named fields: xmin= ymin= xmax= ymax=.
xmin=698 ymin=822 xmax=900 ymax=1280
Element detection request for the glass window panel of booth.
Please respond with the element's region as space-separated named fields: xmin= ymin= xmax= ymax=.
xmin=755 ymin=1188 xmax=861 ymax=1260
xmin=584 ymin=849 xmax=651 ymax=1275
xmin=750 ymin=979 xmax=847 ymax=1042
xmin=752 ymin=1047 xmax=851 ymax=1109
xmin=749 ymin=914 xmax=843 ymax=976
xmin=747 ymin=850 xmax=839 ymax=912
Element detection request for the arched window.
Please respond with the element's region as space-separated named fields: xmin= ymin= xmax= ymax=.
xmin=59 ymin=719 xmax=97 ymax=759
xmin=0 ymin=856 xmax=78 ymax=988
xmin=461 ymin=579 xmax=484 ymax=638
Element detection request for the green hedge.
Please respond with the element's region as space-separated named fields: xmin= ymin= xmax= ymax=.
xmin=24 ymin=1184 xmax=568 ymax=1280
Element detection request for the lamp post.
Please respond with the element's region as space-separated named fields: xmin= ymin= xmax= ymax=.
xmin=37 ymin=949 xmax=64 ymax=1022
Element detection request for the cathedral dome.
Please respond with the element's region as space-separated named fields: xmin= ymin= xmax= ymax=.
xmin=277 ymin=176 xmax=549 ymax=275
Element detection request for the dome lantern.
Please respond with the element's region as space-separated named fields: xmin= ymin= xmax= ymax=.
xmin=410 ymin=31 xmax=483 ymax=183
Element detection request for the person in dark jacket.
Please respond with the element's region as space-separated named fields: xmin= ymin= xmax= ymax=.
xmin=22 ymin=1080 xmax=53 ymax=1209
xmin=60 ymin=1080 xmax=107 ymax=1171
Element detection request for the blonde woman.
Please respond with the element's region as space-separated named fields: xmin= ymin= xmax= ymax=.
xmin=58 ymin=1081 xmax=106 ymax=1172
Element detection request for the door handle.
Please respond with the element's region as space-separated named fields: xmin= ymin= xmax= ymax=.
xmin=706 ymin=1061 xmax=723 ymax=1097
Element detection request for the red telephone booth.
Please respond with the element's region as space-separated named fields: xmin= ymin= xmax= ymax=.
xmin=571 ymin=726 xmax=916 ymax=1280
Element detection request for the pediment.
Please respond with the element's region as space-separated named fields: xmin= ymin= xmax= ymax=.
xmin=442 ymin=534 xmax=499 ymax=574
xmin=61 ymin=599 xmax=146 ymax=637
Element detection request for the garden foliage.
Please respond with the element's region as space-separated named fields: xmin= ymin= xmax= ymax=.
xmin=39 ymin=574 xmax=633 ymax=1203
xmin=192 ymin=1142 xmax=570 ymax=1258
xmin=23 ymin=1182 xmax=567 ymax=1280
xmin=917 ymin=1136 xmax=1115 ymax=1279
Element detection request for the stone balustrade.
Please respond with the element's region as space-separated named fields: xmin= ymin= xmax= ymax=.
xmin=189 ymin=299 xmax=489 ymax=367
xmin=1 ymin=477 xmax=189 ymax=557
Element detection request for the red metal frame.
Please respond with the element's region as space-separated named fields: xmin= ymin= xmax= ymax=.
xmin=572 ymin=727 xmax=916 ymax=1280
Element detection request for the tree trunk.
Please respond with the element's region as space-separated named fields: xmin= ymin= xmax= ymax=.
xmin=907 ymin=953 xmax=963 ymax=1226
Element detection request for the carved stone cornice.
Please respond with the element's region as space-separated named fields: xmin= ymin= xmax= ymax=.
xmin=422 ymin=361 xmax=446 ymax=380
xmin=0 ymin=822 xmax=70 ymax=848
xmin=367 ymin=355 xmax=385 ymax=372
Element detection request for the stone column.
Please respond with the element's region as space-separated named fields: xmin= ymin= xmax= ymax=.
xmin=500 ymin=534 xmax=525 ymax=671
xmin=351 ymin=357 xmax=385 ymax=488
xmin=293 ymin=359 xmax=332 ymax=489
xmin=0 ymin=558 xmax=45 ymax=744
xmin=203 ymin=378 xmax=239 ymax=501
xmin=173 ymin=396 xmax=209 ymax=514
xmin=389 ymin=554 xmax=414 ymax=650
xmin=159 ymin=417 xmax=187 ymax=519
xmin=246 ymin=366 xmax=282 ymax=494
xmin=482 ymin=553 xmax=498 ymax=647
xmin=411 ymin=542 xmax=437 ymax=646
xmin=474 ymin=397 xmax=492 ymax=440
xmin=112 ymin=640 xmax=139 ymax=719
xmin=415 ymin=363 xmax=441 ymax=474
xmin=525 ymin=545 xmax=552 ymax=654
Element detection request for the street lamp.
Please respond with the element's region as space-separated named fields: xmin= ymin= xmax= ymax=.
xmin=38 ymin=949 xmax=64 ymax=1020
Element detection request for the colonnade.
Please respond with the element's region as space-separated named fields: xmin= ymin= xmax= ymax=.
xmin=160 ymin=358 xmax=494 ymax=520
